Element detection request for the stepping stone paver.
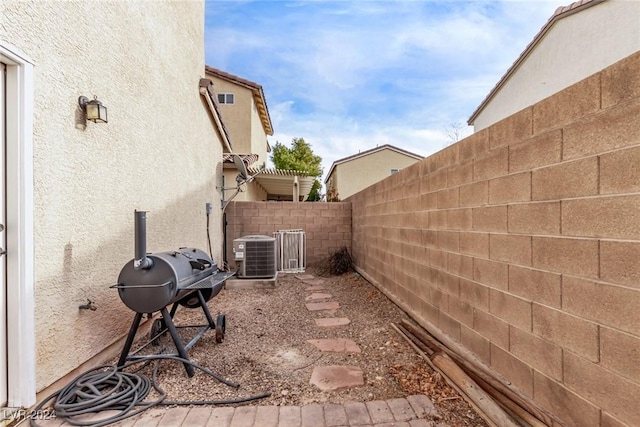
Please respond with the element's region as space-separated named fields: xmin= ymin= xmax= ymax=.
xmin=407 ymin=394 xmax=441 ymax=420
xmin=305 ymin=301 xmax=340 ymax=311
xmin=305 ymin=285 xmax=327 ymax=292
xmin=387 ymin=398 xmax=416 ymax=422
xmin=366 ymin=400 xmax=395 ymax=424
xmin=314 ymin=317 xmax=351 ymax=327
xmin=344 ymin=402 xmax=371 ymax=425
xmin=295 ymin=274 xmax=315 ymax=280
xmin=309 ymin=365 xmax=365 ymax=391
xmin=322 ymin=404 xmax=348 ymax=427
xmin=305 ymin=292 xmax=333 ymax=301
xmin=301 ymin=278 xmax=326 ymax=286
xmin=300 ymin=403 xmax=324 ymax=427
xmin=254 ymin=406 xmax=279 ymax=427
xmin=307 ymin=338 xmax=361 ymax=353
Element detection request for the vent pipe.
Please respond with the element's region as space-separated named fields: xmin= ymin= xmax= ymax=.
xmin=134 ymin=210 xmax=153 ymax=270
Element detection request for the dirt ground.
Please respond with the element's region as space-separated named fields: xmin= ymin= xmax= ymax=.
xmin=127 ymin=268 xmax=487 ymax=427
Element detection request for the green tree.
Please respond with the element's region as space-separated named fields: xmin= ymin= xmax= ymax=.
xmin=271 ymin=137 xmax=322 ymax=177
xmin=306 ymin=179 xmax=322 ymax=202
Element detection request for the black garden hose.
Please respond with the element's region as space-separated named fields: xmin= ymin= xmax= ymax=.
xmin=28 ymin=354 xmax=271 ymax=427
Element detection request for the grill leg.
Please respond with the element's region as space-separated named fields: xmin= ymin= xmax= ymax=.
xmin=169 ymin=302 xmax=179 ymax=318
xmin=118 ymin=312 xmax=143 ymax=368
xmin=161 ymin=307 xmax=195 ymax=377
xmin=197 ymin=290 xmax=217 ymax=329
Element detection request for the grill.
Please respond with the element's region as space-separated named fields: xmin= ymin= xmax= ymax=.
xmin=117 ymin=247 xmax=220 ymax=314
xmin=113 ymin=211 xmax=234 ymax=376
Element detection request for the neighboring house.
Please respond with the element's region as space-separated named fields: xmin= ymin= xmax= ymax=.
xmin=325 ymin=145 xmax=423 ymax=200
xmin=1 ymin=1 xmax=228 ymax=408
xmin=205 ymin=67 xmax=314 ymax=201
xmin=468 ymin=0 xmax=640 ymax=130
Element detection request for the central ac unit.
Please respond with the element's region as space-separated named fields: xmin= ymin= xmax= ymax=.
xmin=233 ymin=235 xmax=277 ymax=278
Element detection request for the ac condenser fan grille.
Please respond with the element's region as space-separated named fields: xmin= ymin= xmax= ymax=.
xmin=233 ymin=235 xmax=277 ymax=278
xmin=244 ymin=240 xmax=276 ymax=277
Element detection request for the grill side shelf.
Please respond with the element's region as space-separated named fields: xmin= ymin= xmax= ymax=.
xmin=184 ymin=271 xmax=236 ymax=289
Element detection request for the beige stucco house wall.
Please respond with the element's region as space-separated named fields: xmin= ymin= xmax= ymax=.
xmin=206 ymin=67 xmax=272 ymax=202
xmin=1 ymin=0 xmax=225 ymax=405
xmin=325 ymin=145 xmax=423 ymax=200
xmin=206 ymin=67 xmax=314 ymax=202
xmin=469 ymin=0 xmax=640 ymax=130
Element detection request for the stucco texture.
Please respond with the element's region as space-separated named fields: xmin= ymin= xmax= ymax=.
xmin=332 ymin=149 xmax=421 ymax=199
xmin=473 ymin=0 xmax=640 ymax=130
xmin=1 ymin=1 xmax=225 ymax=390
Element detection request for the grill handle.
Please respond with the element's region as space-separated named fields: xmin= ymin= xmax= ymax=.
xmin=110 ymin=280 xmax=172 ymax=289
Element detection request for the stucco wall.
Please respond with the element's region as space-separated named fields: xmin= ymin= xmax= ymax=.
xmin=332 ymin=149 xmax=421 ymax=200
xmin=250 ymin=100 xmax=270 ymax=167
xmin=350 ymin=51 xmax=640 ymax=427
xmin=210 ymin=77 xmax=253 ymax=155
xmin=2 ymin=1 xmax=225 ymax=390
xmin=225 ymin=201 xmax=351 ymax=268
xmin=209 ymin=73 xmax=270 ymax=167
xmin=473 ymin=0 xmax=640 ymax=130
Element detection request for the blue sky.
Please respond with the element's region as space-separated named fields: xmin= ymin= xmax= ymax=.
xmin=204 ymin=1 xmax=560 ymax=181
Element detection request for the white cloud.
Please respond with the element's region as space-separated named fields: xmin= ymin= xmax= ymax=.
xmin=206 ymin=0 xmax=561 ymax=184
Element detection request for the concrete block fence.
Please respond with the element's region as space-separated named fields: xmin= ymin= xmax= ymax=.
xmin=224 ymin=201 xmax=351 ymax=268
xmin=348 ymin=51 xmax=640 ymax=427
xmin=224 ymin=52 xmax=640 ymax=426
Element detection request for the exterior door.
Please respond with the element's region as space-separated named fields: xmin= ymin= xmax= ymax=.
xmin=0 ymin=61 xmax=7 ymax=406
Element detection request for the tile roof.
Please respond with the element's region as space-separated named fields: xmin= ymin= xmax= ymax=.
xmin=205 ymin=66 xmax=274 ymax=136
xmin=222 ymin=153 xmax=259 ymax=166
xmin=467 ymin=0 xmax=607 ymax=125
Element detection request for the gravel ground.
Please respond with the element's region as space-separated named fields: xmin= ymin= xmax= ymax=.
xmin=125 ymin=268 xmax=487 ymax=427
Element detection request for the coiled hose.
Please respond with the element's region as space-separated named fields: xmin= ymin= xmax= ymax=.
xmin=29 ymin=354 xmax=271 ymax=427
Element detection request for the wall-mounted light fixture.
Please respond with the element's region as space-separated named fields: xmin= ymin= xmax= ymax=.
xmin=78 ymin=95 xmax=108 ymax=123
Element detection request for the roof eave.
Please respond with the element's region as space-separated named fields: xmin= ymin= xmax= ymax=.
xmin=467 ymin=0 xmax=607 ymax=125
xmin=205 ymin=65 xmax=274 ymax=136
xmin=199 ymin=78 xmax=233 ymax=152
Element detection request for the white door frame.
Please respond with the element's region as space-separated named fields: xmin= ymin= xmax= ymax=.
xmin=0 ymin=41 xmax=36 ymax=408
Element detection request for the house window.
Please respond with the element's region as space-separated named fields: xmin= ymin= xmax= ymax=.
xmin=391 ymin=168 xmax=400 ymax=174
xmin=217 ymin=93 xmax=234 ymax=104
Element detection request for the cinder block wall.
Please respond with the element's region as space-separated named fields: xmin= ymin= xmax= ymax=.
xmin=350 ymin=51 xmax=640 ymax=427
xmin=224 ymin=201 xmax=351 ymax=268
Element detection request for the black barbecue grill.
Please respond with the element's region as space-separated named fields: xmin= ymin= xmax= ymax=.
xmin=112 ymin=210 xmax=234 ymax=376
